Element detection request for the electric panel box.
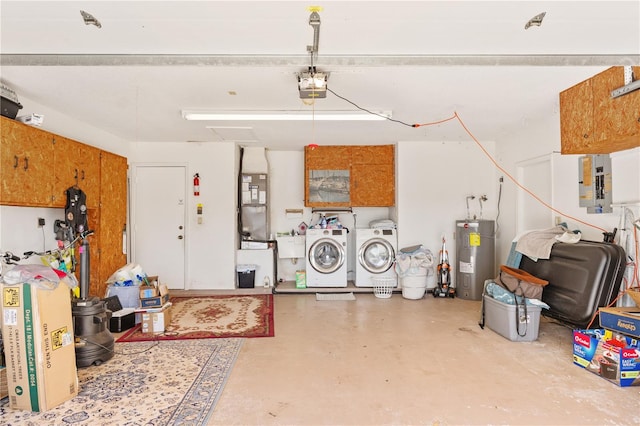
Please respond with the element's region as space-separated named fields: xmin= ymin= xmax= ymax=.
xmin=578 ymin=154 xmax=612 ymax=214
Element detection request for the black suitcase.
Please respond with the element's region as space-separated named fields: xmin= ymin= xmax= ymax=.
xmin=519 ymin=240 xmax=625 ymax=329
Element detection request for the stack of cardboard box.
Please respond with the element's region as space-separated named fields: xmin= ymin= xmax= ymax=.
xmin=135 ymin=276 xmax=172 ymax=334
xmin=573 ymin=300 xmax=640 ymax=387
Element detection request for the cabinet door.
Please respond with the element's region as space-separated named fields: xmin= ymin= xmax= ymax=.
xmin=593 ymin=66 xmax=640 ymax=153
xmin=305 ymin=145 xmax=352 ymax=207
xmin=97 ymin=151 xmax=128 ymax=298
xmin=560 ymin=78 xmax=594 ymax=154
xmin=53 ymin=136 xmax=101 ymax=208
xmin=351 ymin=145 xmax=395 ymax=207
xmin=0 ymin=117 xmax=55 ymax=206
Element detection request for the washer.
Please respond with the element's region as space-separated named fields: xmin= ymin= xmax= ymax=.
xmin=355 ymin=228 xmax=398 ymax=287
xmin=306 ymin=228 xmax=348 ymax=287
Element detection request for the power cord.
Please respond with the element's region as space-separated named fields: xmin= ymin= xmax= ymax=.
xmin=77 ymin=337 xmax=160 ymax=355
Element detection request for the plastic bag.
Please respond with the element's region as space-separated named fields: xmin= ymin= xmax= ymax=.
xmin=106 ymin=263 xmax=147 ymax=286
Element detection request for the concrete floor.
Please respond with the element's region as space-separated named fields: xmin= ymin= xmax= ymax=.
xmin=208 ymin=292 xmax=639 ymax=426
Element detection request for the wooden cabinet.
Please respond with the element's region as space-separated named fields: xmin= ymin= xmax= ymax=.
xmin=95 ymin=151 xmax=128 ymax=297
xmin=53 ymin=135 xmax=101 ymax=208
xmin=0 ymin=118 xmax=55 ymax=206
xmin=305 ymin=144 xmax=395 ymax=207
xmin=560 ymin=66 xmax=640 ymax=154
xmin=351 ymin=145 xmax=395 ymax=206
xmin=0 ymin=116 xmax=128 ymax=299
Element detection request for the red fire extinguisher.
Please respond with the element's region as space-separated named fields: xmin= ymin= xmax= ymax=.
xmin=193 ymin=173 xmax=200 ymax=196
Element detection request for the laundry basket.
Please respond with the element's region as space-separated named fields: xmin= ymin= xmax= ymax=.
xmin=372 ymin=277 xmax=396 ymax=299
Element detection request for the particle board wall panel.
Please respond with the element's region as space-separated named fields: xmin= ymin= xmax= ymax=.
xmin=97 ymin=151 xmax=128 ymax=298
xmin=560 ymin=66 xmax=640 ymax=154
xmin=0 ymin=117 xmax=54 ymax=206
xmin=560 ymin=79 xmax=594 ymax=154
xmin=351 ymin=163 xmax=395 ymax=206
xmin=305 ymin=144 xmax=395 ymax=207
xmin=593 ymin=66 xmax=640 ymax=153
xmin=351 ymin=145 xmax=394 ymax=164
xmin=52 ymin=136 xmax=101 ymax=208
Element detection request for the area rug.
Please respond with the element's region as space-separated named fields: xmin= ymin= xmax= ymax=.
xmin=0 ymin=338 xmax=243 ymax=425
xmin=316 ymin=292 xmax=356 ymax=301
xmin=117 ymin=294 xmax=274 ymax=342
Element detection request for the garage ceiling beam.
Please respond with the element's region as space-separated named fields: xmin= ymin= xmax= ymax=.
xmin=1 ymin=54 xmax=638 ymax=67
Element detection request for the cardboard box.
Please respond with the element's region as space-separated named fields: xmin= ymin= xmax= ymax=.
xmin=599 ymin=307 xmax=640 ymax=339
xmin=0 ymin=366 xmax=8 ymax=399
xmin=483 ymin=294 xmax=542 ymax=342
xmin=139 ymin=284 xmax=170 ymax=308
xmin=1 ymin=282 xmax=79 ymax=411
xmin=573 ymin=329 xmax=640 ymax=387
xmin=136 ymin=302 xmax=172 ymax=334
xmin=139 ymin=285 xmax=158 ymax=299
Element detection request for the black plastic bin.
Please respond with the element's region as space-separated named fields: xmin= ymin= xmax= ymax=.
xmin=237 ymin=264 xmax=256 ymax=288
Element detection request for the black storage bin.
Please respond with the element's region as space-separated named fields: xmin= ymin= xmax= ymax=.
xmin=0 ymin=97 xmax=22 ymax=119
xmin=102 ymin=295 xmax=136 ymax=332
xmin=1 ymin=83 xmax=23 ymax=119
xmin=237 ymin=264 xmax=256 ymax=288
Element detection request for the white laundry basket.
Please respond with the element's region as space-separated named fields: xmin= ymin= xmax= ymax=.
xmin=400 ymin=275 xmax=427 ymax=300
xmin=372 ymin=277 xmax=396 ymax=299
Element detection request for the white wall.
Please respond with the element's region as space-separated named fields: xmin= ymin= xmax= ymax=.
xmin=128 ymin=141 xmax=236 ymax=290
xmin=495 ymin=112 xmax=640 ymax=267
xmin=396 ymin=139 xmax=498 ymax=276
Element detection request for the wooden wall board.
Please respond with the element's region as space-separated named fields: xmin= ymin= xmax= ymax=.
xmin=97 ymin=151 xmax=128 ymax=298
xmin=0 ymin=117 xmax=55 ymax=206
xmin=560 ymin=66 xmax=640 ymax=154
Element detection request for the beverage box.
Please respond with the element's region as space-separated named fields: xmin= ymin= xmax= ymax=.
xmin=598 ymin=306 xmax=640 ymax=339
xmin=573 ymin=329 xmax=640 ymax=387
xmin=1 ymin=282 xmax=79 ymax=411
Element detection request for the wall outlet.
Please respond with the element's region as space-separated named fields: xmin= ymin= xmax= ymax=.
xmin=38 ymin=217 xmax=45 ymax=227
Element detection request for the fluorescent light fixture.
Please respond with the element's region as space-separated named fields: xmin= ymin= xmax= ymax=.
xmin=182 ymin=110 xmax=391 ymax=121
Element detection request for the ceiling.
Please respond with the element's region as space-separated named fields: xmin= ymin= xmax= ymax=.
xmin=1 ymin=1 xmax=639 ymax=151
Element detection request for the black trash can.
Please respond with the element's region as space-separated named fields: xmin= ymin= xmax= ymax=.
xmin=237 ymin=264 xmax=256 ymax=288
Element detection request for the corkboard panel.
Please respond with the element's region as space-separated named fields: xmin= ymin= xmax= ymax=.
xmin=97 ymin=151 xmax=128 ymax=297
xmin=0 ymin=117 xmax=55 ymax=206
xmin=559 ymin=79 xmax=594 ymax=154
xmin=351 ymin=145 xmax=394 ymax=165
xmin=351 ymin=163 xmax=395 ymax=206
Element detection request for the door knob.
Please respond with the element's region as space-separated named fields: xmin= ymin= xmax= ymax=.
xmin=178 ymin=225 xmax=183 ymax=230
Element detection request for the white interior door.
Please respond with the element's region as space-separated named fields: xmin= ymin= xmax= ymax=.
xmin=516 ymin=155 xmax=553 ymax=234
xmin=133 ymin=165 xmax=186 ymax=289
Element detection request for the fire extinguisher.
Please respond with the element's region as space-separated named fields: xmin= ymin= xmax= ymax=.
xmin=193 ymin=173 xmax=200 ymax=196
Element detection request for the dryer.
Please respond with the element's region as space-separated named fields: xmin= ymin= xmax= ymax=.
xmin=306 ymin=228 xmax=348 ymax=287
xmin=355 ymin=228 xmax=398 ymax=287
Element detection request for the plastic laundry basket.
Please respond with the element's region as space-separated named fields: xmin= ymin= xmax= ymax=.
xmin=372 ymin=277 xmax=395 ymax=299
